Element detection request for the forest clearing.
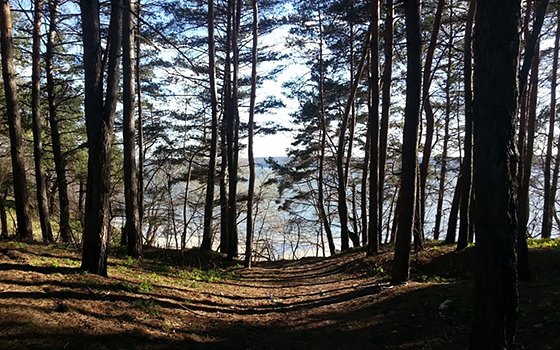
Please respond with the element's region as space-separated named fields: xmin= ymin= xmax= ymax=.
xmin=0 ymin=240 xmax=558 ymax=350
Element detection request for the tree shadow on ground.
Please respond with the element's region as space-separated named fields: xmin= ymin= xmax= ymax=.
xmin=0 ymin=244 xmax=558 ymax=350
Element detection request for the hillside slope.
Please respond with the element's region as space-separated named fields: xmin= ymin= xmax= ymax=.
xmin=0 ymin=241 xmax=558 ymax=349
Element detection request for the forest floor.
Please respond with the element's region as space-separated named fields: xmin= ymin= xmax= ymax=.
xmin=0 ymin=240 xmax=559 ymax=350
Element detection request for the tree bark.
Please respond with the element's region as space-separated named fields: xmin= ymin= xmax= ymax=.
xmin=0 ymin=0 xmax=34 ymax=241
xmin=515 ymin=0 xmax=534 ymax=282
xmin=46 ymin=0 xmax=72 ymax=243
xmin=245 ymin=0 xmax=258 ymax=268
xmin=219 ymin=126 xmax=228 ymax=254
xmin=434 ymin=4 xmax=454 ymax=241
xmin=541 ymin=10 xmax=560 ymax=239
xmin=445 ymin=175 xmax=461 ymax=243
xmin=201 ymin=0 xmax=219 ymax=251
xmin=391 ymin=0 xmax=421 ymax=285
xmin=470 ymin=0 xmax=520 ymax=347
xmin=31 ymin=0 xmax=54 ymax=243
xmin=80 ymin=0 xmax=123 ymax=276
xmin=367 ymin=0 xmax=380 ymax=255
xmin=336 ymin=25 xmax=372 ymax=251
xmin=136 ymin=0 xmax=144 ymax=244
xmin=378 ymin=0 xmax=393 ymax=244
xmin=417 ymin=0 xmax=444 ymax=244
xmin=457 ymin=0 xmax=476 ymax=250
xmin=224 ymin=0 xmax=241 ymax=260
xmin=517 ymin=40 xmax=539 ymax=281
xmin=0 ymin=189 xmax=8 ymax=238
xmin=317 ymin=4 xmax=336 ymax=256
xmin=123 ymin=0 xmax=142 ymax=257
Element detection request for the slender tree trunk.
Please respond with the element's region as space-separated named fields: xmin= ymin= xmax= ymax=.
xmin=344 ymin=0 xmax=356 ymax=190
xmin=80 ymin=0 xmax=123 ymax=276
xmin=46 ymin=0 xmax=71 ymax=243
xmin=517 ymin=41 xmax=539 ymax=281
xmin=515 ymin=0 xmax=533 ymax=282
xmin=0 ymin=188 xmax=8 ymax=238
xmin=337 ymin=25 xmax=372 ymax=251
xmin=344 ymin=10 xmax=360 ymax=243
xmin=367 ymin=0 xmax=380 ymax=255
xmin=457 ymin=0 xmax=476 ymax=250
xmin=470 ymin=0 xmax=520 ymax=347
xmin=201 ymin=0 xmax=219 ymax=251
xmin=0 ymin=0 xmax=34 ymax=241
xmin=123 ymin=0 xmax=141 ymax=257
xmin=518 ymin=0 xmax=549 ymax=95
xmin=378 ymin=0 xmax=393 ymax=242
xmin=445 ymin=176 xmax=461 ymax=243
xmin=245 ymin=0 xmax=258 ymax=268
xmin=336 ymin=77 xmax=352 ymax=249
xmin=180 ymin=150 xmax=201 ymax=249
xmin=391 ymin=0 xmax=421 ymax=285
xmin=550 ymin=90 xmax=560 ymax=234
xmin=542 ymin=11 xmax=560 ymax=239
xmin=136 ymin=0 xmax=144 ymax=243
xmin=418 ymin=0 xmax=444 ymax=245
xmin=225 ymin=0 xmax=241 ymax=260
xmin=219 ymin=128 xmax=228 ymax=254
xmin=433 ymin=8 xmax=452 ymax=240
xmin=317 ymin=4 xmax=336 ymax=256
xmin=31 ymin=0 xmax=54 ymax=243
xmin=361 ymin=127 xmax=370 ymax=245
xmin=341 ymin=3 xmax=359 ymax=249
xmin=389 ymin=194 xmax=399 ymax=244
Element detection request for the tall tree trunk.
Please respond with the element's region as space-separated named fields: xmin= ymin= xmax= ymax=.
xmin=201 ymin=0 xmax=219 ymax=251
xmin=0 ymin=0 xmax=34 ymax=241
xmin=219 ymin=127 xmax=228 ymax=254
xmin=136 ymin=0 xmax=144 ymax=244
xmin=515 ymin=0 xmax=534 ymax=282
xmin=46 ymin=0 xmax=72 ymax=243
xmin=338 ymin=25 xmax=372 ymax=251
xmin=433 ymin=5 xmax=453 ymax=240
xmin=457 ymin=0 xmax=476 ymax=250
xmin=417 ymin=0 xmax=444 ymax=245
xmin=224 ymin=0 xmax=241 ymax=260
xmin=338 ymin=3 xmax=360 ymax=250
xmin=517 ymin=40 xmax=539 ymax=281
xmin=245 ymin=0 xmax=258 ymax=268
xmin=31 ymin=0 xmax=54 ymax=243
xmin=391 ymin=0 xmax=421 ymax=285
xmin=80 ymin=0 xmax=123 ymax=276
xmin=361 ymin=127 xmax=370 ymax=245
xmin=470 ymin=0 xmax=520 ymax=347
xmin=378 ymin=0 xmax=393 ymax=243
xmin=317 ymin=4 xmax=336 ymax=256
xmin=367 ymin=0 xmax=380 ymax=255
xmin=550 ymin=75 xmax=560 ymax=235
xmin=542 ymin=12 xmax=560 ymax=239
xmin=123 ymin=0 xmax=141 ymax=257
xmin=344 ymin=0 xmax=356 ymax=202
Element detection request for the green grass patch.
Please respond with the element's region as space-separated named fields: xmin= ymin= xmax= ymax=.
xmin=121 ymin=256 xmax=138 ymax=267
xmin=415 ymin=275 xmax=454 ymax=283
xmin=175 ymin=267 xmax=235 ymax=283
xmin=131 ymin=299 xmax=160 ymax=316
xmin=112 ymin=280 xmax=155 ymax=294
xmin=7 ymin=241 xmax=27 ymax=249
xmin=528 ymin=238 xmax=560 ymax=249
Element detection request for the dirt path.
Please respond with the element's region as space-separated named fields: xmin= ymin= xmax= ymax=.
xmin=0 ymin=242 xmax=558 ymax=350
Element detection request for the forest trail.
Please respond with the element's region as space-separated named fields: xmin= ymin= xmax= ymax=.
xmin=0 ymin=241 xmax=558 ymax=350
